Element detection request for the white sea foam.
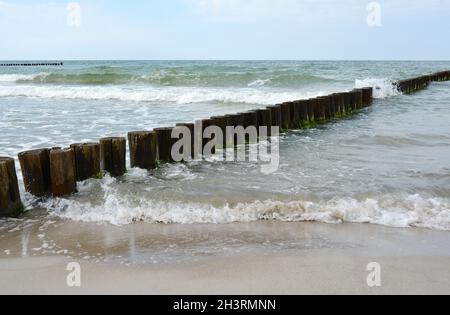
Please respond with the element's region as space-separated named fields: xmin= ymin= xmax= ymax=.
xmin=355 ymin=78 xmax=401 ymax=99
xmin=0 ymin=84 xmax=324 ymax=105
xmin=41 ymin=179 xmax=450 ymax=231
xmin=248 ymin=79 xmax=271 ymax=87
xmin=0 ymin=73 xmax=49 ymax=82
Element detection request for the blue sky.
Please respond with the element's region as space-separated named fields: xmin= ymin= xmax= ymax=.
xmin=0 ymin=0 xmax=449 ymax=60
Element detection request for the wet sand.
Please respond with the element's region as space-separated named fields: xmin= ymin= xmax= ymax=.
xmin=1 ymin=220 xmax=449 ymax=295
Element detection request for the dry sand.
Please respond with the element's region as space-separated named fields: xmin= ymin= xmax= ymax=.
xmin=0 ymin=220 xmax=449 ymax=295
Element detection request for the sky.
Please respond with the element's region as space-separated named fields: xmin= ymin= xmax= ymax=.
xmin=0 ymin=0 xmax=449 ymax=60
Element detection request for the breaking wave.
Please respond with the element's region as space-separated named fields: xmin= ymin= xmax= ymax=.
xmin=355 ymin=78 xmax=401 ymax=99
xmin=1 ymin=70 xmax=338 ymax=87
xmin=39 ymin=176 xmax=450 ymax=231
xmin=0 ymin=84 xmax=326 ymax=105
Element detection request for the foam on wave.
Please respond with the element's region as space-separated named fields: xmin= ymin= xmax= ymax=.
xmin=39 ymin=176 xmax=450 ymax=231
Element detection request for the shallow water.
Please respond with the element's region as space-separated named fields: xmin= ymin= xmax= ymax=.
xmin=1 ymin=61 xmax=450 ymax=231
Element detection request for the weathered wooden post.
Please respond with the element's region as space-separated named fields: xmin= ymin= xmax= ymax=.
xmin=403 ymin=80 xmax=411 ymax=94
xmin=0 ymin=157 xmax=23 ymax=217
xmin=333 ymin=93 xmax=341 ymax=116
xmin=324 ymin=96 xmax=332 ymax=119
xmin=211 ymin=115 xmax=227 ymax=149
xmin=200 ymin=119 xmax=216 ymax=156
xmin=329 ymin=94 xmax=336 ymax=118
xmin=246 ymin=110 xmax=259 ymax=142
xmin=344 ymin=92 xmax=353 ymax=113
xmin=354 ymin=89 xmax=364 ymax=110
xmin=229 ymin=113 xmax=243 ymax=128
xmin=256 ymin=108 xmax=272 ymax=127
xmin=225 ymin=114 xmax=240 ymax=148
xmin=70 ymin=143 xmax=100 ymax=181
xmin=414 ymin=78 xmax=419 ymax=91
xmin=316 ymin=97 xmax=327 ymax=122
xmin=280 ymin=102 xmax=292 ymax=130
xmin=267 ymin=105 xmax=282 ymax=129
xmin=240 ymin=112 xmax=252 ymax=129
xmin=176 ymin=123 xmax=195 ymax=159
xmin=306 ymin=99 xmax=316 ymax=124
xmin=290 ymin=101 xmax=300 ymax=128
xmin=18 ymin=149 xmax=51 ymax=197
xmin=247 ymin=111 xmax=259 ymax=129
xmin=297 ymin=100 xmax=308 ymax=127
xmin=361 ymin=87 xmax=373 ymax=106
xmin=49 ymin=148 xmax=77 ymax=197
xmin=396 ymin=80 xmax=404 ymax=93
xmin=348 ymin=91 xmax=356 ymax=111
xmin=323 ymin=96 xmax=332 ymax=120
xmin=100 ymin=137 xmax=126 ymax=177
xmin=128 ymin=131 xmax=158 ymax=170
xmin=256 ymin=108 xmax=272 ymax=137
xmin=155 ymin=127 xmax=177 ymax=162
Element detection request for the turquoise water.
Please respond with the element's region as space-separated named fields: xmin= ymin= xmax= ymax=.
xmin=1 ymin=61 xmax=450 ymax=230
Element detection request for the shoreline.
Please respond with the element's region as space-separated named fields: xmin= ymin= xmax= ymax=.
xmin=1 ymin=221 xmax=449 ymax=294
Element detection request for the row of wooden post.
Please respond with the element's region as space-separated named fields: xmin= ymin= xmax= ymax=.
xmin=396 ymin=71 xmax=450 ymax=94
xmin=1 ymin=71 xmax=450 ymax=217
xmin=0 ymin=63 xmax=64 ymax=67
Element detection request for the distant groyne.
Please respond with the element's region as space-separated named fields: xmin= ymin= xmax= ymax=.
xmin=1 ymin=70 xmax=449 ymax=217
xmin=0 ymin=62 xmax=63 ymax=67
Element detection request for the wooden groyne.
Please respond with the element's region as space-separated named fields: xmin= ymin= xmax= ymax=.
xmin=0 ymin=62 xmax=63 ymax=67
xmin=1 ymin=70 xmax=449 ymax=217
xmin=396 ymin=71 xmax=450 ymax=94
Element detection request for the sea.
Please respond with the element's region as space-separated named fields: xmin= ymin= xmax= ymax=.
xmin=1 ymin=60 xmax=450 ymax=231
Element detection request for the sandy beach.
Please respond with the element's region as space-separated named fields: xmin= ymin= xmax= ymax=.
xmin=1 ymin=220 xmax=449 ymax=295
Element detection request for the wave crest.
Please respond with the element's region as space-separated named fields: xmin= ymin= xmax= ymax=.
xmin=0 ymin=84 xmax=324 ymax=105
xmin=39 ymin=177 xmax=450 ymax=231
xmin=355 ymin=78 xmax=401 ymax=99
xmin=2 ymin=69 xmax=338 ymax=87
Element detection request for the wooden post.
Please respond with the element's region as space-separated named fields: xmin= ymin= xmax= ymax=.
xmin=348 ymin=91 xmax=356 ymax=111
xmin=297 ymin=100 xmax=309 ymax=127
xmin=324 ymin=96 xmax=332 ymax=120
xmin=354 ymin=89 xmax=364 ymax=110
xmin=49 ymin=148 xmax=77 ymax=197
xmin=344 ymin=92 xmax=353 ymax=113
xmin=413 ymin=78 xmax=418 ymax=91
xmin=100 ymin=137 xmax=126 ymax=177
xmin=361 ymin=87 xmax=373 ymax=106
xmin=247 ymin=111 xmax=259 ymax=129
xmin=329 ymin=94 xmax=336 ymax=119
xmin=200 ymin=119 xmax=216 ymax=156
xmin=0 ymin=157 xmax=23 ymax=217
xmin=256 ymin=108 xmax=272 ymax=127
xmin=396 ymin=80 xmax=405 ymax=93
xmin=70 ymin=143 xmax=100 ymax=181
xmin=226 ymin=113 xmax=241 ymax=128
xmin=404 ymin=80 xmax=411 ymax=94
xmin=267 ymin=105 xmax=282 ymax=129
xmin=18 ymin=149 xmax=51 ymax=197
xmin=176 ymin=123 xmax=195 ymax=159
xmin=256 ymin=108 xmax=272 ymax=137
xmin=154 ymin=127 xmax=177 ymax=162
xmin=290 ymin=101 xmax=301 ymax=128
xmin=240 ymin=112 xmax=251 ymax=129
xmin=225 ymin=114 xmax=241 ymax=148
xmin=316 ymin=97 xmax=327 ymax=122
xmin=246 ymin=110 xmax=259 ymax=142
xmin=128 ymin=131 xmax=158 ymax=170
xmin=280 ymin=102 xmax=292 ymax=130
xmin=211 ymin=115 xmax=227 ymax=149
xmin=306 ymin=98 xmax=316 ymax=123
xmin=335 ymin=93 xmax=341 ymax=116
